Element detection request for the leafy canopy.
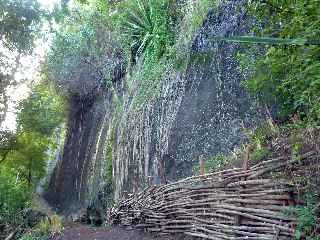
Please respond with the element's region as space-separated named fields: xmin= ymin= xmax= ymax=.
xmin=0 ymin=0 xmax=42 ymax=53
xmin=1 ymin=83 xmax=65 ymax=184
xmin=0 ymin=0 xmax=43 ymax=125
xmin=0 ymin=82 xmax=65 ymax=229
xmin=242 ymin=0 xmax=320 ymax=124
xmin=17 ymin=84 xmax=65 ymax=136
xmin=46 ymin=6 xmax=124 ymax=97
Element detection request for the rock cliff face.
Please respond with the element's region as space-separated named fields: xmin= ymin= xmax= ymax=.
xmin=112 ymin=1 xmax=265 ymax=200
xmin=45 ymin=31 xmax=125 ymax=214
xmin=46 ymin=0 xmax=266 ymax=213
xmin=45 ymin=91 xmax=113 ymax=213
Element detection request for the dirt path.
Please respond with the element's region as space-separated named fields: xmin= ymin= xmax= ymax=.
xmin=54 ymin=224 xmax=191 ymax=240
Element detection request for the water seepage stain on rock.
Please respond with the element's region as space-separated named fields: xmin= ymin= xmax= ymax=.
xmin=112 ymin=0 xmax=266 ymax=200
xmin=45 ymin=92 xmax=113 ymax=214
xmin=44 ymin=33 xmax=126 ymax=214
xmin=45 ymin=0 xmax=266 ymax=214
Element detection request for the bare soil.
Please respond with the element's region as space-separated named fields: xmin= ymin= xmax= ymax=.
xmin=53 ymin=224 xmax=192 ymax=240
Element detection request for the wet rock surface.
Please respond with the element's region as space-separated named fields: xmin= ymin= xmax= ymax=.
xmin=45 ymin=0 xmax=266 ymax=213
xmin=45 ymin=89 xmax=115 ymax=213
xmin=112 ymin=0 xmax=266 ymax=199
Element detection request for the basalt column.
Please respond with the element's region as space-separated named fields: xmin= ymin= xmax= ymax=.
xmin=45 ymin=91 xmax=113 ymax=214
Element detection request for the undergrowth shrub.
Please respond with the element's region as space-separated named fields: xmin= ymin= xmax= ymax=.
xmin=247 ymin=122 xmax=278 ymax=146
xmin=242 ymin=122 xmax=278 ymax=164
xmin=250 ymin=147 xmax=270 ymax=164
xmin=0 ymin=170 xmax=31 ymax=226
xmin=284 ymin=195 xmax=320 ymax=240
xmin=20 ymin=215 xmax=62 ymax=240
xmin=193 ymin=153 xmax=230 ymax=175
xmin=241 ymin=0 xmax=320 ymax=125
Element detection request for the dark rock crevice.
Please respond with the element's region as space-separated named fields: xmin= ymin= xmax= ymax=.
xmin=45 ymin=91 xmax=112 ymax=214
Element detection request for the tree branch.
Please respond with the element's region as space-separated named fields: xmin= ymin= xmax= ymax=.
xmin=0 ymin=150 xmax=9 ymax=165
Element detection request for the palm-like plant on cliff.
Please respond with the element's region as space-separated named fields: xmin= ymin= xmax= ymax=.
xmin=119 ymin=0 xmax=173 ymax=60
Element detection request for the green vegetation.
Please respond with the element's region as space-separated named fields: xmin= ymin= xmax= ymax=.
xmin=105 ymin=130 xmax=115 ymax=187
xmin=0 ymin=0 xmax=42 ymax=52
xmin=118 ymin=0 xmax=174 ymax=60
xmin=237 ymin=7 xmax=320 ymax=233
xmin=193 ymin=153 xmax=230 ymax=175
xmin=4 ymin=132 xmax=49 ymax=185
xmin=129 ymin=57 xmax=171 ymax=106
xmin=174 ymin=0 xmax=218 ymax=60
xmin=250 ymin=147 xmax=270 ymax=163
xmin=0 ymin=2 xmax=54 ymax=235
xmin=46 ymin=6 xmax=123 ymax=96
xmin=0 ymin=169 xmax=31 ymax=225
xmin=0 ymin=0 xmax=43 ymax=124
xmin=284 ymin=196 xmax=320 ymax=240
xmin=1 ymin=0 xmax=319 ymax=237
xmin=241 ymin=122 xmax=277 ymax=164
xmin=247 ymin=122 xmax=278 ymax=146
xmin=114 ymin=0 xmax=174 ymax=106
xmin=0 ymin=82 xmax=65 ymax=236
xmin=241 ymin=0 xmax=320 ymax=125
xmin=17 ymin=84 xmax=64 ymax=136
xmin=101 ymin=0 xmax=218 ymax=106
xmin=20 ymin=215 xmax=62 ymax=240
xmin=2 ymin=84 xmax=65 ymax=185
xmin=54 ymin=0 xmax=219 ymax=108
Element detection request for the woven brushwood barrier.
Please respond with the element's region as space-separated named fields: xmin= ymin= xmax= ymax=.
xmin=109 ymin=151 xmax=319 ymax=239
